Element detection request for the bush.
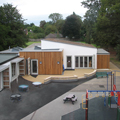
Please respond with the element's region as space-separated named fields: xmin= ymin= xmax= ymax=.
xmin=115 ymin=44 xmax=120 ymax=61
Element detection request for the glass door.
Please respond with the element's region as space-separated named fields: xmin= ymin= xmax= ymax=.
xmin=67 ymin=56 xmax=72 ymax=68
xmin=31 ymin=59 xmax=38 ymax=75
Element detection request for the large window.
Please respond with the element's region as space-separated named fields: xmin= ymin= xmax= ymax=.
xmin=12 ymin=63 xmax=16 ymax=77
xmin=75 ymin=56 xmax=92 ymax=68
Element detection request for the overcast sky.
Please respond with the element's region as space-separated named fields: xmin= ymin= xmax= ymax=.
xmin=0 ymin=0 xmax=88 ymax=26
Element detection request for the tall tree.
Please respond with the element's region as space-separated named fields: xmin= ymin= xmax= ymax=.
xmin=62 ymin=14 xmax=82 ymax=40
xmin=0 ymin=4 xmax=28 ymax=50
xmin=49 ymin=13 xmax=63 ymax=24
xmin=40 ymin=20 xmax=46 ymax=28
xmin=94 ymin=0 xmax=120 ymax=48
xmin=81 ymin=0 xmax=101 ymax=43
xmin=55 ymin=19 xmax=65 ymax=33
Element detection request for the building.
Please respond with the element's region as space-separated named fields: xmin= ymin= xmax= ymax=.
xmin=0 ymin=39 xmax=110 ymax=91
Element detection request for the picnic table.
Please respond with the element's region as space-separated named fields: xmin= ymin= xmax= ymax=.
xmin=63 ymin=94 xmax=77 ymax=104
xmin=10 ymin=93 xmax=21 ymax=102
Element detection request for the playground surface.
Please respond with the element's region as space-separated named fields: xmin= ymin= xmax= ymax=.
xmin=22 ymin=76 xmax=120 ymax=120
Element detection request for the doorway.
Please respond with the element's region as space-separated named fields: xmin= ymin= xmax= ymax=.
xmin=31 ymin=59 xmax=38 ymax=75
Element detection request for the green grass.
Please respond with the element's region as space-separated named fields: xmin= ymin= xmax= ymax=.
xmin=110 ymin=55 xmax=120 ymax=69
xmin=26 ymin=41 xmax=41 ymax=46
xmin=92 ymin=44 xmax=101 ymax=48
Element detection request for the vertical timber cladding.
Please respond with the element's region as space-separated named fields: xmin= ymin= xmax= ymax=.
xmin=97 ymin=55 xmax=110 ymax=69
xmin=19 ymin=51 xmax=63 ymax=75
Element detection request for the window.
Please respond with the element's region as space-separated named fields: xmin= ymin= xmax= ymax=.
xmin=89 ymin=57 xmax=92 ymax=67
xmin=80 ymin=57 xmax=83 ymax=67
xmin=75 ymin=57 xmax=79 ymax=67
xmin=84 ymin=57 xmax=87 ymax=67
xmin=12 ymin=63 xmax=16 ymax=77
xmin=75 ymin=56 xmax=92 ymax=68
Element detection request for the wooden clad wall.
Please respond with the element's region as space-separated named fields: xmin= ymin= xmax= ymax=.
xmin=97 ymin=55 xmax=110 ymax=69
xmin=19 ymin=51 xmax=63 ymax=75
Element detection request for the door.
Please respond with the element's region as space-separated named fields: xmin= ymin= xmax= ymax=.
xmin=67 ymin=56 xmax=72 ymax=68
xmin=31 ymin=59 xmax=38 ymax=75
xmin=0 ymin=72 xmax=3 ymax=91
xmin=28 ymin=57 xmax=30 ymax=75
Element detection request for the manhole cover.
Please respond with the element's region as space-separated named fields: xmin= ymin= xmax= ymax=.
xmin=99 ymin=85 xmax=104 ymax=88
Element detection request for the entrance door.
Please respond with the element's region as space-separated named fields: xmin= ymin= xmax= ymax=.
xmin=67 ymin=56 xmax=72 ymax=68
xmin=31 ymin=59 xmax=38 ymax=75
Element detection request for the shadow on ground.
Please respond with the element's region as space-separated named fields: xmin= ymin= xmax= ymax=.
xmin=0 ymin=76 xmax=93 ymax=120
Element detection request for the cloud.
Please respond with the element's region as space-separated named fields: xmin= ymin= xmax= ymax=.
xmin=0 ymin=0 xmax=88 ymax=26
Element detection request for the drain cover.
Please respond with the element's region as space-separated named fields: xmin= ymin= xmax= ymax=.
xmin=99 ymin=85 xmax=104 ymax=88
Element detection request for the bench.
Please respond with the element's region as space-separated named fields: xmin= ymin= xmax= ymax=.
xmin=96 ymin=72 xmax=107 ymax=78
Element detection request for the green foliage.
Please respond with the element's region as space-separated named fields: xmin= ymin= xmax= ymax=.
xmin=115 ymin=44 xmax=120 ymax=60
xmin=40 ymin=20 xmax=46 ymax=28
xmin=49 ymin=13 xmax=63 ymax=24
xmin=44 ymin=25 xmax=57 ymax=35
xmin=81 ymin=0 xmax=101 ymax=44
xmin=62 ymin=14 xmax=82 ymax=39
xmin=0 ymin=4 xmax=28 ymax=51
xmin=55 ymin=19 xmax=65 ymax=33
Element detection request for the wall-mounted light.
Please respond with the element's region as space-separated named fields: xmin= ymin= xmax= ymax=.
xmin=57 ymin=61 xmax=60 ymax=64
xmin=40 ymin=61 xmax=42 ymax=64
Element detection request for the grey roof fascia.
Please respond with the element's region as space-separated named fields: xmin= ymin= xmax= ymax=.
xmin=0 ymin=64 xmax=9 ymax=72
xmin=11 ymin=57 xmax=24 ymax=63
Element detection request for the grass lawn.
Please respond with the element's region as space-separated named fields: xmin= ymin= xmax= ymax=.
xmin=26 ymin=41 xmax=41 ymax=46
xmin=110 ymin=55 xmax=120 ymax=69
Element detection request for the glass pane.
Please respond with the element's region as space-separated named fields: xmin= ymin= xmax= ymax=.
xmin=32 ymin=61 xmax=37 ymax=73
xmin=89 ymin=57 xmax=92 ymax=67
xmin=67 ymin=56 xmax=71 ymax=67
xmin=75 ymin=57 xmax=78 ymax=67
xmin=80 ymin=57 xmax=83 ymax=67
xmin=84 ymin=57 xmax=87 ymax=67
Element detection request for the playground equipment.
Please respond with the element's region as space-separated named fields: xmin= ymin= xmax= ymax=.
xmin=82 ymin=71 xmax=120 ymax=120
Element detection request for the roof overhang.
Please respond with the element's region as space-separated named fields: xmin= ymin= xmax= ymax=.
xmin=11 ymin=57 xmax=24 ymax=63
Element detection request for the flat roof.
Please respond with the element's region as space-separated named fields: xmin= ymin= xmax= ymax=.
xmin=0 ymin=64 xmax=9 ymax=72
xmin=0 ymin=53 xmax=18 ymax=65
xmin=42 ymin=38 xmax=96 ymax=48
xmin=11 ymin=57 xmax=24 ymax=63
xmin=97 ymin=49 xmax=110 ymax=55
xmin=21 ymin=48 xmax=63 ymax=52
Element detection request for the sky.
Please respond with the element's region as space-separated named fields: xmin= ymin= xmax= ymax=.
xmin=0 ymin=0 xmax=88 ymax=26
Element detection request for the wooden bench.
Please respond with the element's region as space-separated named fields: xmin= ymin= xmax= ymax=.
xmin=96 ymin=72 xmax=107 ymax=78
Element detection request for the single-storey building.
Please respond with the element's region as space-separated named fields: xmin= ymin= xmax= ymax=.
xmin=0 ymin=47 xmax=25 ymax=91
xmin=0 ymin=39 xmax=110 ymax=91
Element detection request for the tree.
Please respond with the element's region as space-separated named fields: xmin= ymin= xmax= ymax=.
xmin=30 ymin=23 xmax=35 ymax=27
xmin=62 ymin=14 xmax=82 ymax=39
xmin=49 ymin=13 xmax=63 ymax=24
xmin=40 ymin=20 xmax=46 ymax=28
xmin=0 ymin=4 xmax=28 ymax=51
xmin=44 ymin=25 xmax=57 ymax=35
xmin=81 ymin=0 xmax=101 ymax=43
xmin=55 ymin=19 xmax=65 ymax=33
xmin=93 ymin=0 xmax=120 ymax=48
